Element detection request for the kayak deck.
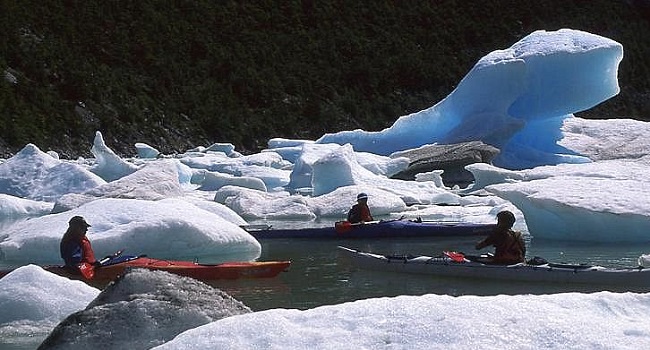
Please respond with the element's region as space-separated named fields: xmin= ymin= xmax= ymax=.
xmin=246 ymin=220 xmax=496 ymax=239
xmin=93 ymin=257 xmax=291 ymax=282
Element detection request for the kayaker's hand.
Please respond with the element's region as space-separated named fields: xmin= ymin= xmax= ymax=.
xmin=93 ymin=261 xmax=102 ymax=268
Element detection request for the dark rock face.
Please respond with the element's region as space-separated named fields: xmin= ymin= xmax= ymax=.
xmin=37 ymin=268 xmax=252 ymax=350
xmin=390 ymin=141 xmax=500 ymax=187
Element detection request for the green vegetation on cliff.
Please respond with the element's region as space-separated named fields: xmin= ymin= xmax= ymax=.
xmin=1 ymin=0 xmax=649 ymax=157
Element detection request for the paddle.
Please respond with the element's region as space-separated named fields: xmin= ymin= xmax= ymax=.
xmin=99 ymin=249 xmax=124 ymax=265
xmin=443 ymin=251 xmax=466 ymax=263
xmin=78 ymin=250 xmax=124 ymax=280
xmin=335 ymin=216 xmax=407 ymax=233
xmin=334 ymin=220 xmax=383 ymax=234
xmin=334 ymin=220 xmax=353 ymax=233
xmin=77 ymin=262 xmax=95 ymax=280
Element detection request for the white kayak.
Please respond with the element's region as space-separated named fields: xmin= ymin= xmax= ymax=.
xmin=338 ymin=246 xmax=650 ymax=289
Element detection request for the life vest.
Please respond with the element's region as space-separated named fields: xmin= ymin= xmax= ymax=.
xmin=60 ymin=236 xmax=97 ymax=268
xmin=347 ymin=204 xmax=362 ymax=223
xmin=494 ymin=230 xmax=525 ymax=264
xmin=347 ymin=203 xmax=373 ymax=224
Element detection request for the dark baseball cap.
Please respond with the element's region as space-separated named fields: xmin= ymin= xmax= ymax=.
xmin=69 ymin=216 xmax=91 ymax=227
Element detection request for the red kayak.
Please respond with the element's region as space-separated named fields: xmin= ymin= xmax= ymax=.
xmin=0 ymin=255 xmax=291 ymax=284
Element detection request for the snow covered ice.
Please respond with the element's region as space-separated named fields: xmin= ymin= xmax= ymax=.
xmin=317 ymin=29 xmax=623 ymax=170
xmin=0 ymin=197 xmax=261 ymax=264
xmin=2 ymin=28 xmax=650 ymax=349
xmin=152 ymin=292 xmax=650 ymax=350
xmin=0 ymin=265 xmax=99 ymax=346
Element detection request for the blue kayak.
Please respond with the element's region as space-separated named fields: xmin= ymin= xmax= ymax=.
xmin=244 ymin=219 xmax=496 ymax=239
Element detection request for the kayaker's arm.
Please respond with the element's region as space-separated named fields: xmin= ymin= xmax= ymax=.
xmin=475 ymin=237 xmax=491 ymax=250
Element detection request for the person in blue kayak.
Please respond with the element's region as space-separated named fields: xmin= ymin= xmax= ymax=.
xmin=475 ymin=210 xmax=526 ymax=264
xmin=60 ymin=216 xmax=99 ymax=273
xmin=347 ymin=193 xmax=374 ymax=224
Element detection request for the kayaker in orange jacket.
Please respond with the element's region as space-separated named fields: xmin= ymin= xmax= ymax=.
xmin=475 ymin=210 xmax=526 ymax=264
xmin=347 ymin=193 xmax=374 ymax=224
xmin=60 ymin=216 xmax=98 ymax=273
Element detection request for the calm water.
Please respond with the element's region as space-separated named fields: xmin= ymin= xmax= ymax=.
xmin=210 ymin=235 xmax=649 ymax=311
xmin=2 ymin=222 xmax=649 ymax=350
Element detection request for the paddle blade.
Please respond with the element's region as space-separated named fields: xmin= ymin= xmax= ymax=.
xmin=444 ymin=251 xmax=466 ymax=263
xmin=335 ymin=221 xmax=352 ymax=233
xmin=78 ymin=262 xmax=95 ymax=280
